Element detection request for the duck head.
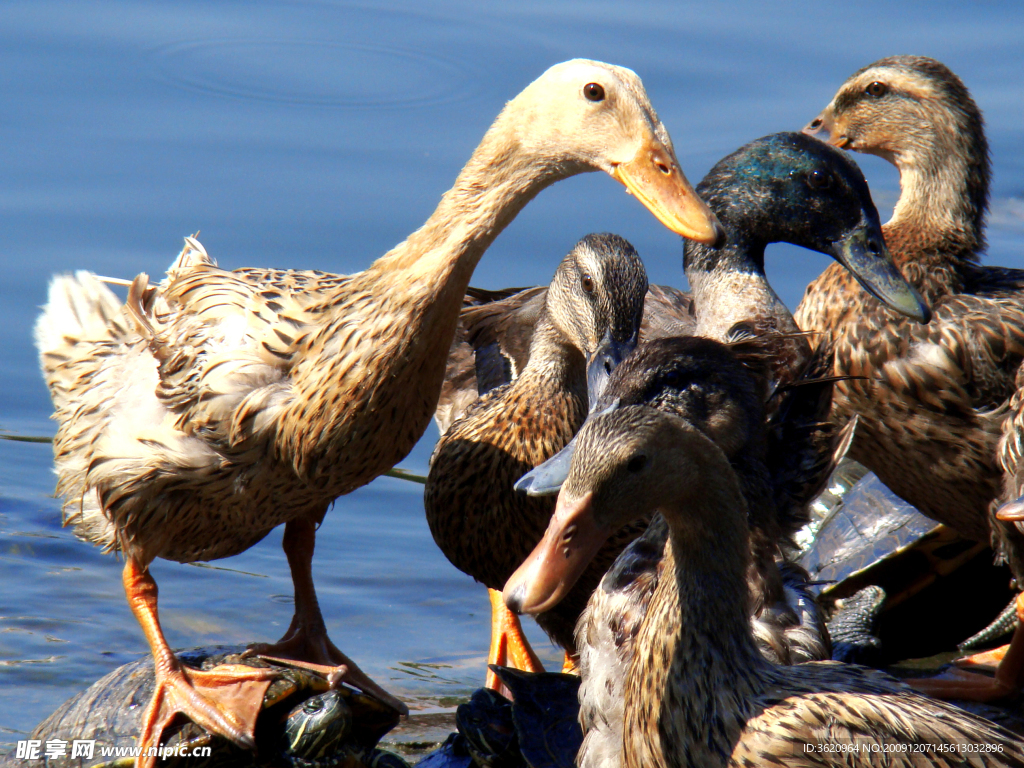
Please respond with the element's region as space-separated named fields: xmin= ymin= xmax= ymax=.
xmin=685 ymin=132 xmax=930 ymax=323
xmin=802 ymin=55 xmax=989 ymax=238
xmin=507 ymin=338 xmax=763 ymax=613
xmin=544 ymin=233 xmax=649 ymax=406
xmin=489 ymin=60 xmax=724 ymax=245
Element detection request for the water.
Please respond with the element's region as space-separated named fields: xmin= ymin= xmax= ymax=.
xmin=1 ymin=0 xmax=1023 ymax=748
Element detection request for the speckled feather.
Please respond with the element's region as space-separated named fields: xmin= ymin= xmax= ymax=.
xmin=795 ymin=56 xmax=1024 ymax=573
xmin=435 ymin=282 xmax=694 ymax=435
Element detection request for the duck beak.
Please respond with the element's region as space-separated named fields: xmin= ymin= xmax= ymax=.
xmin=832 ymin=224 xmax=932 ymax=323
xmin=514 ymin=436 xmax=577 ymax=496
xmin=514 ymin=400 xmax=620 ymax=497
xmin=612 ymin=138 xmax=724 ymax=245
xmin=996 ymin=497 xmax=1024 ymax=522
xmin=803 ymin=110 xmax=850 ymax=149
xmin=503 ymin=491 xmax=610 ymax=615
xmin=586 ymin=330 xmax=635 ymax=410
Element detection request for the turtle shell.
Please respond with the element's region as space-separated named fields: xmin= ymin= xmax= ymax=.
xmin=799 ymin=469 xmax=1015 ymax=662
xmin=798 ymin=472 xmax=979 ymax=602
xmin=20 ymin=646 xmax=408 ymax=768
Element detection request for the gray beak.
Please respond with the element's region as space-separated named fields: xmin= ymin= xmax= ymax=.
xmin=514 ymin=400 xmax=621 ymax=497
xmin=832 ymin=224 xmax=931 ymax=323
xmin=586 ymin=330 xmax=636 ymax=410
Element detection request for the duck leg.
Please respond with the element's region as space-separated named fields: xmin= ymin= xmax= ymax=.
xmin=249 ymin=518 xmax=409 ymax=715
xmin=909 ymin=592 xmax=1024 ymax=702
xmin=124 ymin=559 xmax=276 ymax=768
xmin=484 ymin=589 xmax=545 ymax=697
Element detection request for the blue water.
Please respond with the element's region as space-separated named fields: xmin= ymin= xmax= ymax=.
xmin=2 ymin=0 xmax=1023 ymax=747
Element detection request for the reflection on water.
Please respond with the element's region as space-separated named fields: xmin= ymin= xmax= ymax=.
xmin=2 ymin=0 xmax=1023 ymax=751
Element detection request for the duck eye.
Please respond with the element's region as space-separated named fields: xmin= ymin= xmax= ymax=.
xmin=865 ymin=81 xmax=888 ymax=98
xmin=583 ymin=82 xmax=605 ymax=102
xmin=627 ymin=454 xmax=647 ymax=473
xmin=581 ymin=274 xmax=595 ymax=293
xmin=806 ymin=169 xmax=832 ymax=190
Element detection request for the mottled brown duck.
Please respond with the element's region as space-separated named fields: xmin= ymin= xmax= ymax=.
xmin=512 ymin=405 xmax=1024 ymax=768
xmin=34 ymin=59 xmax=723 ymax=766
xmin=797 ymin=55 xmax=1024 ymax=701
xmin=425 ymin=232 xmax=651 ymax=689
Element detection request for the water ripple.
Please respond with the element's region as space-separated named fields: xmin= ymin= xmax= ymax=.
xmin=150 ymin=39 xmax=480 ymax=110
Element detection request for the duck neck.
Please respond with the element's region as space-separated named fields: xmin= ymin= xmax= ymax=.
xmin=365 ymin=121 xmax=583 ymax=312
xmin=685 ymin=237 xmax=807 ymax=383
xmin=517 ymin=307 xmax=587 ymax=394
xmin=886 ymin=111 xmax=989 ymax=272
xmin=623 ymin=468 xmax=770 ymax=768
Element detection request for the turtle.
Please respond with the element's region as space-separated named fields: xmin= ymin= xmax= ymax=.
xmin=416 ymin=667 xmax=581 ymax=768
xmin=8 ymin=647 xmax=409 ymax=768
xmin=797 ymin=462 xmax=1016 ymax=665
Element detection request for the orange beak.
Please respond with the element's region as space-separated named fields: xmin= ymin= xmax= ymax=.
xmin=612 ymin=137 xmax=723 ymax=246
xmin=503 ymin=491 xmax=612 ymax=615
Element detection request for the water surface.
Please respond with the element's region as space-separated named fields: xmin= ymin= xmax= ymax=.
xmin=2 ymin=0 xmax=1023 ymax=748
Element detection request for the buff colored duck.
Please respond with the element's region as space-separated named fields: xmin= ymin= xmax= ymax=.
xmin=797 ymin=55 xmax=1024 ymax=701
xmin=426 ymin=233 xmax=650 ymax=689
xmin=512 ymin=405 xmax=1024 ymax=768
xmin=34 ymin=59 xmax=723 ymax=766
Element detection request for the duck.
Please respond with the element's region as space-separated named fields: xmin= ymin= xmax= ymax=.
xmin=426 ymin=232 xmax=652 ymax=689
xmin=509 ymin=403 xmax=1024 ymax=768
xmin=33 ymin=59 xmax=724 ymax=766
xmin=796 ymin=55 xmax=1024 ymax=701
xmin=430 ymin=132 xmax=925 ymax=693
xmin=513 ymin=334 xmax=841 ymax=768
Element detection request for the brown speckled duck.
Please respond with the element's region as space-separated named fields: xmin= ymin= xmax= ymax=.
xmin=797 ymin=55 xmax=1024 ymax=702
xmin=512 ymin=404 xmax=1024 ymax=768
xmin=511 ymin=335 xmax=841 ymax=768
xmin=34 ymin=59 xmax=723 ymax=765
xmin=426 ymin=233 xmax=651 ymax=689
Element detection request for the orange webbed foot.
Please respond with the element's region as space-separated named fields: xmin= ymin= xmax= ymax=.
xmin=247 ymin=629 xmax=408 ymax=716
xmin=485 ymin=589 xmax=545 ymax=699
xmin=136 ymin=662 xmax=276 ymax=768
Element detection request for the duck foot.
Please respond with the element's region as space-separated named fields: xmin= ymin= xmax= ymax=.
xmin=137 ymin=658 xmax=276 ymax=768
xmin=121 ymin=559 xmax=278 ymax=768
xmin=247 ymin=630 xmax=409 ymax=716
xmin=955 ymin=644 xmax=1008 ymax=672
xmin=911 ymin=595 xmax=1024 ymax=704
xmin=485 ymin=589 xmax=545 ymax=700
xmin=909 ymin=667 xmax=1018 ymax=703
xmin=254 ymin=518 xmax=408 ymax=715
